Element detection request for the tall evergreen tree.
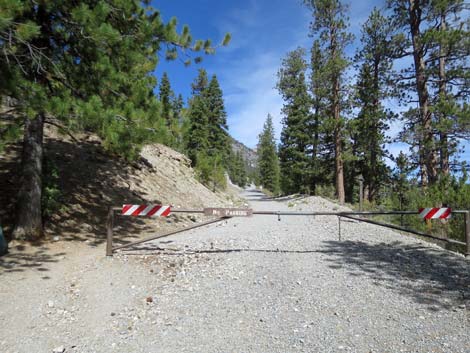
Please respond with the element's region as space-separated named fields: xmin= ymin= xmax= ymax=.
xmin=186 ymin=69 xmax=209 ymax=165
xmin=426 ymin=0 xmax=470 ymax=177
xmin=257 ymin=114 xmax=280 ymax=195
xmin=205 ymin=75 xmax=230 ymax=163
xmin=387 ymin=0 xmax=469 ymax=184
xmin=309 ymin=40 xmax=332 ymax=192
xmin=0 ymin=1 xmax=230 ymax=240
xmin=185 ymin=70 xmax=230 ymax=191
xmin=172 ymin=94 xmax=185 ymax=121
xmin=304 ymin=0 xmax=353 ymax=204
xmin=388 ymin=0 xmax=436 ymax=185
xmin=159 ymin=72 xmax=174 ymax=125
xmin=352 ymin=9 xmax=393 ymax=202
xmin=191 ymin=68 xmax=209 ymax=96
xmin=277 ymin=48 xmax=312 ymax=194
xmin=158 ymin=72 xmax=180 ymax=147
xmin=171 ymin=93 xmax=185 ymax=149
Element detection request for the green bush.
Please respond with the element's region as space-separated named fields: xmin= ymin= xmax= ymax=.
xmin=195 ymin=152 xmax=226 ymax=191
xmin=375 ymin=174 xmax=470 ymax=252
xmin=315 ymin=184 xmax=336 ymax=200
xmin=42 ymin=158 xmax=62 ymax=219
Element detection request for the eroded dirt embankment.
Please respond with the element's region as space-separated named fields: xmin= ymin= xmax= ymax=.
xmin=0 ymin=126 xmax=240 ymax=246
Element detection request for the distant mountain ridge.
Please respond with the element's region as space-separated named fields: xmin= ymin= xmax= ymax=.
xmin=230 ymin=137 xmax=258 ymax=172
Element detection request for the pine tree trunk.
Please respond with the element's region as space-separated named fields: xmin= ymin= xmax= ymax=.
xmin=311 ymin=112 xmax=320 ymax=193
xmin=369 ymin=58 xmax=380 ymax=202
xmin=12 ymin=114 xmax=45 ymax=241
xmin=439 ymin=14 xmax=449 ymax=177
xmin=409 ymin=0 xmax=437 ymax=186
xmin=419 ymin=144 xmax=428 ymax=186
xmin=333 ymin=79 xmax=345 ymax=204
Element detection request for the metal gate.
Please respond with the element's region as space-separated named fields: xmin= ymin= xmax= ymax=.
xmin=105 ymin=205 xmax=470 ymax=257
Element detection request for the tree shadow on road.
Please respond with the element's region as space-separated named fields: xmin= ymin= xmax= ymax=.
xmin=0 ymin=243 xmax=65 ymax=278
xmin=320 ymin=240 xmax=470 ymax=311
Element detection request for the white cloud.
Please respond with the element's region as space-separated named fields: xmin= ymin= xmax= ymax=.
xmin=212 ymin=2 xmax=311 ymax=148
xmin=220 ymin=52 xmax=284 ymax=148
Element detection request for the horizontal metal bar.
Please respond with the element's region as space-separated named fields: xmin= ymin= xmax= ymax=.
xmin=252 ymin=210 xmax=421 ymax=216
xmin=111 ymin=206 xmax=469 ymax=216
xmin=342 ymin=215 xmax=466 ymax=246
xmin=112 ymin=216 xmax=230 ymax=252
xmin=171 ymin=209 xmax=205 ymax=214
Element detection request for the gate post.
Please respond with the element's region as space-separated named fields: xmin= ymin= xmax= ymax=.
xmin=106 ymin=207 xmax=114 ymax=257
xmin=338 ymin=216 xmax=342 ymax=241
xmin=358 ymin=175 xmax=364 ymax=212
xmin=465 ymin=211 xmax=470 ymax=258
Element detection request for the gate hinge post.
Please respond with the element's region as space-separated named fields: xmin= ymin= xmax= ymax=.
xmin=106 ymin=206 xmax=114 ymax=257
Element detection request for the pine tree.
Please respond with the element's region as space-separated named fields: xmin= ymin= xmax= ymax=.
xmin=235 ymin=151 xmax=248 ymax=188
xmin=277 ymin=48 xmax=312 ymax=194
xmin=352 ymin=9 xmax=393 ymax=202
xmin=158 ymin=72 xmax=180 ymax=147
xmin=0 ymin=1 xmax=230 ymax=240
xmin=159 ymin=72 xmax=174 ymax=125
xmin=186 ymin=69 xmax=211 ymax=166
xmin=172 ymin=94 xmax=185 ymax=122
xmin=426 ymin=0 xmax=470 ymax=178
xmin=186 ymin=70 xmax=231 ymax=189
xmin=309 ymin=40 xmax=332 ymax=192
xmin=191 ymin=68 xmax=209 ymax=96
xmin=205 ymin=75 xmax=230 ymax=163
xmin=387 ymin=0 xmax=469 ymax=184
xmin=304 ymin=0 xmax=353 ymax=204
xmin=388 ymin=0 xmax=436 ymax=185
xmin=186 ymin=95 xmax=209 ymax=165
xmin=171 ymin=93 xmax=185 ymax=149
xmin=257 ymin=115 xmax=280 ymax=195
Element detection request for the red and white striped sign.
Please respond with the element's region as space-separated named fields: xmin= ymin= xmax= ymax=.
xmin=419 ymin=207 xmax=451 ymax=220
xmin=122 ymin=204 xmax=171 ymax=217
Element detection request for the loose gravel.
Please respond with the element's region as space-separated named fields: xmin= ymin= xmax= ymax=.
xmin=0 ymin=190 xmax=469 ymax=353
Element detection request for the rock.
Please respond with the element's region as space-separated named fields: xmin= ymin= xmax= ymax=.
xmin=53 ymin=236 xmax=60 ymax=242
xmin=146 ymin=297 xmax=153 ymax=303
xmin=52 ymin=346 xmax=65 ymax=353
xmin=48 ymin=301 xmax=55 ymax=308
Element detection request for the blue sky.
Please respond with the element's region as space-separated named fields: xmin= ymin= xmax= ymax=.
xmin=152 ymin=0 xmax=469 ymax=166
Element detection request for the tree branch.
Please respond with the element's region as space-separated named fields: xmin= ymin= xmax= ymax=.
xmin=44 ymin=119 xmax=79 ymax=143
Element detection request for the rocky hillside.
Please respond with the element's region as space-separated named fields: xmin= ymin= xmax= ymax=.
xmin=0 ymin=126 xmax=240 ymax=244
xmin=230 ymin=137 xmax=257 ymax=172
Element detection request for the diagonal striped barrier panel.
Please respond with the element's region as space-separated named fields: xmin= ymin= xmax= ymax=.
xmin=419 ymin=207 xmax=452 ymax=220
xmin=122 ymin=204 xmax=171 ymax=217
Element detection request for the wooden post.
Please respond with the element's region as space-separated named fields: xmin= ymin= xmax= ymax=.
xmin=358 ymin=175 xmax=364 ymax=212
xmin=338 ymin=216 xmax=341 ymax=241
xmin=465 ymin=211 xmax=470 ymax=258
xmin=106 ymin=207 xmax=114 ymax=257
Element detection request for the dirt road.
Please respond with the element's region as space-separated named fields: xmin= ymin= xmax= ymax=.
xmin=1 ymin=190 xmax=469 ymax=352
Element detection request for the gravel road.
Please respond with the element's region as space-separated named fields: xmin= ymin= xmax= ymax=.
xmin=1 ymin=189 xmax=469 ymax=353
